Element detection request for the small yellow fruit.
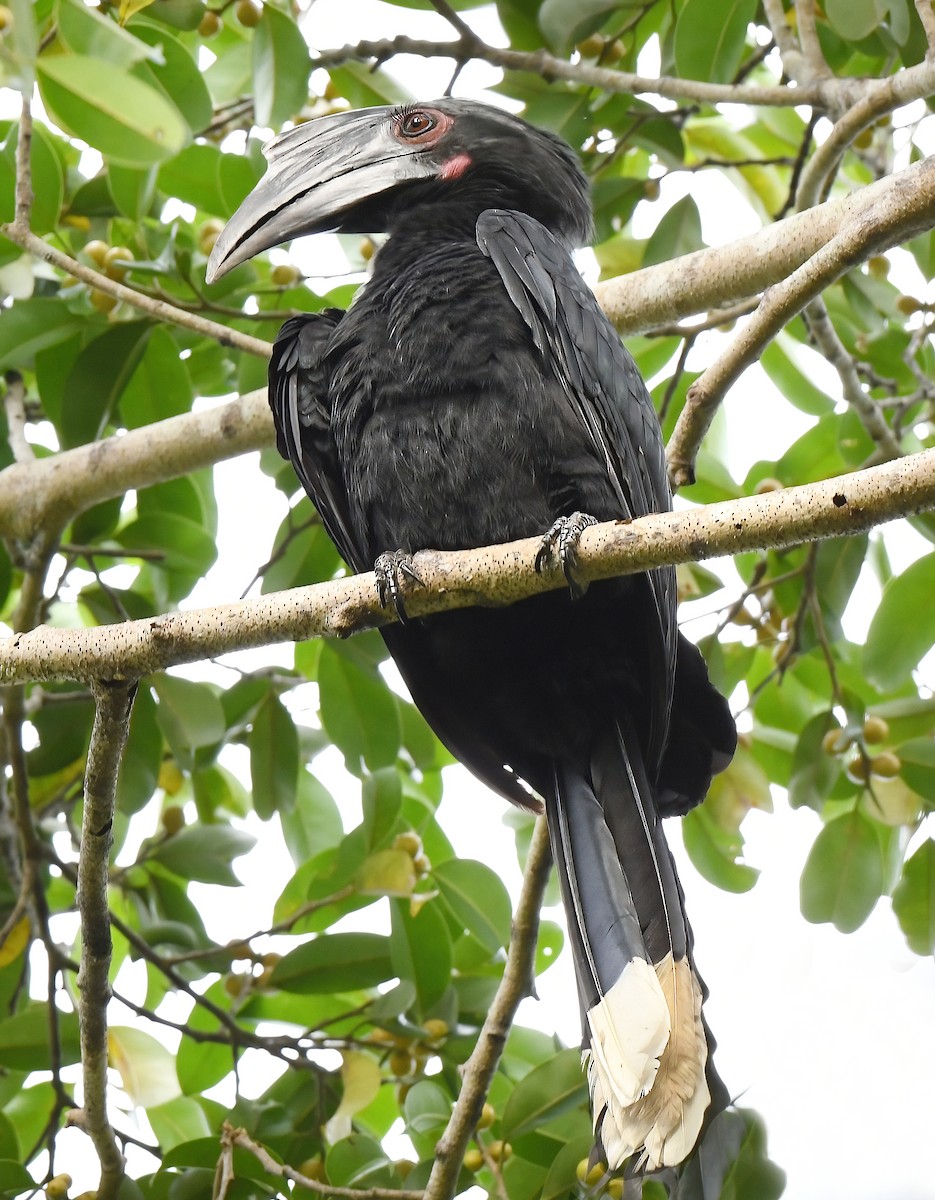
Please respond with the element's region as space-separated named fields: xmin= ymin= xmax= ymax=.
xmin=227 ymin=939 xmax=253 ymax=960
xmin=412 ymin=852 xmax=431 ymax=876
xmin=488 ymin=1140 xmax=512 ymax=1164
xmin=575 ymin=1159 xmax=604 ymax=1186
xmin=235 ymin=0 xmax=261 ymax=25
xmin=755 ymin=477 xmax=783 ymax=494
xmin=389 ymin=1048 xmax=416 ymax=1077
xmin=462 ymin=1148 xmax=484 ymax=1173
xmin=158 ymin=759 xmax=184 ymax=794
xmin=270 ymin=263 xmax=300 ymax=287
xmin=224 ymin=972 xmax=248 ymax=997
xmin=256 ymin=965 xmax=276 ymax=988
xmin=576 ymin=34 xmax=605 ymax=57
xmin=642 ymin=179 xmax=661 ymax=201
xmin=867 ymin=255 xmax=889 ymax=279
xmin=161 ymin=804 xmax=185 ymax=835
xmin=870 ymin=751 xmax=901 ymax=779
xmin=297 ymin=1155 xmax=326 ymax=1183
xmin=84 ymin=239 xmax=110 ymax=266
xmin=261 ymin=951 xmax=282 ymax=968
xmin=90 ymin=289 xmax=118 ymax=314
xmin=393 ymin=831 xmax=422 ymax=857
xmin=198 ymin=218 xmax=224 ymax=257
xmin=863 ymin=715 xmax=890 ymax=744
xmin=45 ymin=1176 xmax=72 ymax=1200
xmin=62 ymin=214 xmax=91 ymax=231
xmin=896 ymin=295 xmax=921 ymax=316
xmin=359 ymin=237 xmax=376 ymax=262
xmin=198 ymin=9 xmax=221 ymax=35
xmin=846 ymin=754 xmax=872 ymax=784
xmin=0 ymin=6 xmax=14 ymax=31
xmin=821 ymin=728 xmax=850 ymax=756
xmin=394 ymin=1160 xmax=414 ymax=1180
xmin=103 ymin=246 xmax=134 ymax=279
xmin=606 ymin=1180 xmax=624 ymax=1200
xmin=853 ymin=128 xmax=874 ymax=150
xmin=477 ymin=1101 xmax=495 ymax=1130
xmin=366 ymin=1026 xmax=395 ymax=1044
xmin=421 ymin=1017 xmax=448 ymax=1043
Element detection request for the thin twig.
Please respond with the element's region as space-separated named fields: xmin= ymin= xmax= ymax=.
xmin=424 ymin=815 xmax=552 ymax=1200
xmin=3 ymin=373 xmax=34 ymax=464
xmin=224 ymin=1124 xmax=425 ymax=1200
xmin=667 ymin=163 xmax=935 ymax=485
xmin=914 ymin=0 xmax=935 ymax=55
xmin=66 ymin=680 xmax=138 ymax=1200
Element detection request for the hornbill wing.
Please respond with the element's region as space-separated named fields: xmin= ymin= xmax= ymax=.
xmin=478 ymin=209 xmax=719 ymax=1170
xmin=270 ymin=311 xmax=369 ymax=575
xmin=476 ymin=208 xmax=676 ymax=765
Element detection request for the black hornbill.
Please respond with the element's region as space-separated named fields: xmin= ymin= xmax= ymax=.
xmin=207 ymin=99 xmax=736 ymax=1173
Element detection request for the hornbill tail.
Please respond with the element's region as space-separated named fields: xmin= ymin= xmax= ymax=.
xmin=547 ymin=719 xmax=713 ymax=1171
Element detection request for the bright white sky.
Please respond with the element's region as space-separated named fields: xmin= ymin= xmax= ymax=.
xmin=7 ymin=2 xmax=935 ymax=1198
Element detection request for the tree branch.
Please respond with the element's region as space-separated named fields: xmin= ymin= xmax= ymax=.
xmin=1 ymin=449 xmax=933 ymax=686
xmin=65 ymin=680 xmax=137 ymax=1200
xmin=0 ymin=389 xmax=271 ymax=543
xmin=425 ymin=815 xmax=552 ymax=1200
xmin=666 ymin=159 xmax=935 ymax=485
xmin=594 ymin=154 xmax=935 ymax=333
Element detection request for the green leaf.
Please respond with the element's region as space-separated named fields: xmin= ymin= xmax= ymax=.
xmin=37 ymin=55 xmax=189 ymax=167
xmin=433 ymin=858 xmax=512 ymax=952
xmin=501 ymin=1048 xmax=587 ymax=1138
xmin=117 ymin=684 xmax=162 ymax=815
xmin=121 ymin=325 xmax=193 ymax=427
xmin=0 ymin=298 xmax=86 ymax=372
xmin=326 ymin=1133 xmax=394 ymax=1189
xmin=318 ymin=642 xmax=401 ymax=771
xmin=403 ymin=1080 xmax=452 ymax=1135
xmin=272 ymin=933 xmax=394 ymax=993
xmin=0 ymin=1161 xmax=34 ymax=1199
xmin=390 ymin=897 xmax=453 ymax=1012
xmin=539 ymin=0 xmax=625 ymax=53
xmin=760 ymin=337 xmax=834 ymax=416
xmin=328 ymin=61 xmax=411 ymax=108
xmin=252 ymin=4 xmax=312 ymax=127
xmin=682 ymin=744 xmax=766 ymax=892
xmin=864 ymin=552 xmax=935 ymax=691
xmin=540 ymin=1132 xmax=594 ymax=1200
xmin=675 ymin=0 xmax=757 ymax=83
xmin=151 ymin=824 xmax=256 ymax=885
xmin=0 ymin=121 xmax=64 ymax=235
xmin=643 ymin=194 xmax=703 ymax=267
xmin=825 ymin=0 xmax=886 ymax=39
xmin=800 ymin=811 xmax=885 ymax=932
xmin=280 ymin=771 xmax=345 ymax=867
xmin=107 ymin=162 xmax=158 ymax=220
xmin=146 ymin=1095 xmax=212 ymax=1153
xmin=0 ymin=1005 xmax=81 ymax=1070
xmin=58 ymin=0 xmax=163 ymax=65
xmin=157 ymin=142 xmax=260 ymax=215
xmin=60 ymin=321 xmax=153 ymax=447
xmin=892 ymin=838 xmax=935 ymax=956
xmin=153 ymin=674 xmax=225 ymax=769
xmin=128 ymin=16 xmax=214 ymax=133
xmin=788 ymin=712 xmax=843 ymax=811
xmin=250 ymin=690 xmax=299 ymax=819
xmin=108 ymin=1026 xmax=180 ymax=1107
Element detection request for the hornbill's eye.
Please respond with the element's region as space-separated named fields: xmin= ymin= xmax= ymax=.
xmin=394 ymin=108 xmax=450 ymax=144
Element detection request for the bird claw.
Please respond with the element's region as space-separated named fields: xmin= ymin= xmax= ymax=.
xmin=374 ymin=549 xmax=422 ymax=621
xmin=535 ymin=512 xmax=598 ymax=599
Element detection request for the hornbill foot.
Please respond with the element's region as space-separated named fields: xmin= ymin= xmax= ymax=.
xmin=535 ymin=512 xmax=598 ymax=599
xmin=374 ymin=549 xmax=422 ymax=622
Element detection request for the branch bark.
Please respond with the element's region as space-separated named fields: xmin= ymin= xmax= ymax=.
xmin=3 ymin=156 xmax=933 ymax=542
xmin=66 ymin=680 xmax=137 ymax=1200
xmin=1 ymin=449 xmax=933 ymax=687
xmin=424 ymin=815 xmax=552 ymax=1200
xmin=666 ymin=158 xmax=935 ymax=485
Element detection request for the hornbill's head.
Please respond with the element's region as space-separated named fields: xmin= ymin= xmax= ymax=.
xmin=206 ymin=98 xmax=592 ymax=282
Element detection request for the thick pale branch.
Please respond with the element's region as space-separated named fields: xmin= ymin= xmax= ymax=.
xmin=667 ymin=159 xmax=935 ymax=484
xmin=0 ymin=390 xmax=271 ymax=542
xmin=66 ymin=680 xmax=137 ymax=1200
xmin=1 ymin=450 xmax=933 ymax=686
xmin=425 ymin=815 xmax=552 ymax=1200
xmin=2 ymin=157 xmax=933 ymax=542
xmin=594 ymin=154 xmax=935 ymax=332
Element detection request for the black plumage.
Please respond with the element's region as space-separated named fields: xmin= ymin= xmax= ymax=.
xmin=208 ymin=98 xmax=736 ymax=1173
